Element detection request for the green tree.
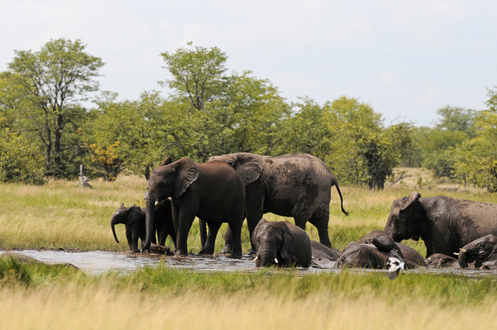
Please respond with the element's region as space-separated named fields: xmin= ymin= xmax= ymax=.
xmin=161 ymin=42 xmax=227 ymax=111
xmin=8 ymin=38 xmax=104 ymax=177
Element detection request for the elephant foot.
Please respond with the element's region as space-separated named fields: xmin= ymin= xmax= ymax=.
xmin=227 ymin=251 xmax=242 ymax=259
xmin=221 ymin=245 xmax=233 ymax=255
xmin=174 ymin=249 xmax=188 ymax=257
xmin=199 ymin=248 xmax=214 ymax=255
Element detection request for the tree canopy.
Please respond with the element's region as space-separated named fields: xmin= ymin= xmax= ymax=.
xmin=1 ymin=39 xmax=497 ymax=191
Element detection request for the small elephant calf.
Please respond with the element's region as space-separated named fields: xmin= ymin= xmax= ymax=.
xmin=457 ymin=234 xmax=497 ymax=269
xmin=110 ymin=201 xmax=176 ymax=253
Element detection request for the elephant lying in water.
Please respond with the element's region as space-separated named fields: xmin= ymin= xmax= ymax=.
xmin=110 ymin=202 xmax=175 ymax=253
xmin=384 ymin=192 xmax=497 ymax=257
xmin=457 ymin=234 xmax=497 ymax=269
xmin=337 ymin=230 xmax=425 ymax=270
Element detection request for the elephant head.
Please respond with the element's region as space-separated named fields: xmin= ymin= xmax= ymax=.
xmin=457 ymin=234 xmax=497 ymax=268
xmin=144 ymin=158 xmax=199 ymax=251
xmin=384 ymin=192 xmax=424 ymax=243
xmin=209 ymin=152 xmax=263 ymax=186
xmin=110 ymin=203 xmax=145 ymax=252
xmin=252 ymin=220 xmax=294 ymax=267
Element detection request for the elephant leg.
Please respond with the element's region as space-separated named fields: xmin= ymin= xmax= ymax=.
xmin=199 ymin=219 xmax=207 ymax=249
xmin=227 ymin=220 xmax=243 ymax=259
xmin=310 ymin=211 xmax=332 ymax=248
xmin=175 ymin=210 xmax=195 ymax=256
xmin=200 ymin=221 xmax=222 ymax=255
xmin=246 ymin=196 xmax=264 ymax=255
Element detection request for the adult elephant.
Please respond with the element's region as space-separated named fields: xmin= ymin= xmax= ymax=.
xmin=384 ymin=192 xmax=497 ymax=257
xmin=252 ymin=219 xmax=312 ymax=267
xmin=208 ymin=153 xmax=348 ymax=250
xmin=144 ymin=158 xmax=245 ymax=258
xmin=111 ymin=201 xmax=175 ymax=253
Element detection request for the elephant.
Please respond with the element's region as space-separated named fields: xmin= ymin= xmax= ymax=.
xmin=252 ymin=219 xmax=312 ymax=267
xmin=110 ymin=201 xmax=175 ymax=253
xmin=310 ymin=240 xmax=340 ymax=268
xmin=144 ymin=158 xmax=245 ymax=257
xmin=337 ymin=230 xmax=425 ymax=269
xmin=208 ymin=152 xmax=348 ymax=251
xmin=359 ymin=230 xmax=426 ymax=268
xmin=384 ymin=192 xmax=497 ymax=257
xmin=457 ymin=234 xmax=497 ymax=269
xmin=425 ymin=253 xmax=459 ymax=268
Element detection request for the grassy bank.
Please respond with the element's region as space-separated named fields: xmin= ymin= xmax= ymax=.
xmin=2 ymin=256 xmax=497 ymax=329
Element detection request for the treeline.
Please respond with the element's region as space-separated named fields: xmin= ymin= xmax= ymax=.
xmin=1 ymin=39 xmax=497 ymax=190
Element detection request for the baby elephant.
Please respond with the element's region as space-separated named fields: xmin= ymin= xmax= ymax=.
xmin=110 ymin=201 xmax=176 ymax=253
xmin=252 ymin=219 xmax=312 ymax=267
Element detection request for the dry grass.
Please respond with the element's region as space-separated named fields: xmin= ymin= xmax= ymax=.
xmin=0 ymin=283 xmax=495 ymax=330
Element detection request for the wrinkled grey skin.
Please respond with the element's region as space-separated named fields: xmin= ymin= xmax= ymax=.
xmin=337 ymin=242 xmax=391 ymax=269
xmin=311 ymin=240 xmax=340 ymax=268
xmin=359 ymin=230 xmax=426 ymax=268
xmin=458 ymin=234 xmax=497 ymax=268
xmin=209 ymin=153 xmax=348 ymax=251
xmin=110 ymin=202 xmax=176 ymax=253
xmin=384 ymin=192 xmax=497 ymax=257
xmin=425 ymin=253 xmax=459 ymax=268
xmin=252 ymin=219 xmax=312 ymax=267
xmin=145 ymin=158 xmax=245 ymax=257
xmin=337 ymin=230 xmax=425 ymax=269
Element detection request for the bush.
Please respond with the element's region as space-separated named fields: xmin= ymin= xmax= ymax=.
xmin=0 ymin=130 xmax=45 ymax=184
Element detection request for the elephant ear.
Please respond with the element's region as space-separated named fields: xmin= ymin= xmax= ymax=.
xmin=278 ymin=226 xmax=295 ymax=264
xmin=175 ymin=159 xmax=200 ymax=198
xmin=236 ymin=161 xmax=262 ymax=185
xmin=399 ymin=192 xmax=421 ymax=212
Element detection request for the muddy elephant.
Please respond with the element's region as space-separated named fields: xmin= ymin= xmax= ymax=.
xmin=359 ymin=230 xmax=425 ymax=268
xmin=338 ymin=230 xmax=425 ymax=269
xmin=384 ymin=192 xmax=497 ymax=257
xmin=208 ymin=152 xmax=348 ymax=250
xmin=458 ymin=234 xmax=497 ymax=269
xmin=252 ymin=219 xmax=312 ymax=267
xmin=311 ymin=240 xmax=340 ymax=268
xmin=111 ymin=202 xmax=175 ymax=253
xmin=144 ymin=158 xmax=245 ymax=257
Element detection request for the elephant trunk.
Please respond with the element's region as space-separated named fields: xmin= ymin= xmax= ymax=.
xmin=143 ymin=193 xmax=155 ymax=252
xmin=110 ymin=217 xmax=123 ymax=244
xmin=256 ymin=247 xmax=278 ymax=267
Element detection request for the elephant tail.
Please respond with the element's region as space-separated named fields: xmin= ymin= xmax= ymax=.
xmin=332 ymin=177 xmax=349 ymax=216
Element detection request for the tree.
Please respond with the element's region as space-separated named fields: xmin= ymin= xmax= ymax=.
xmin=8 ymin=38 xmax=104 ymax=177
xmin=161 ymin=42 xmax=227 ymax=111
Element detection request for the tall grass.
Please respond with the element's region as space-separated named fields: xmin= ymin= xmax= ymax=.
xmin=2 ymin=284 xmax=497 ymax=330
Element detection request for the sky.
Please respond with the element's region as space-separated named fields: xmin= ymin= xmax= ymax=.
xmin=2 ymin=0 xmax=497 ymax=126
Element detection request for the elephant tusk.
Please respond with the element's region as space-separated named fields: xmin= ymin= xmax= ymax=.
xmin=154 ymin=200 xmax=159 ymax=206
xmin=453 ymin=252 xmax=459 ymax=256
xmin=252 ymin=256 xmax=258 ymax=262
xmin=274 ymin=258 xmax=278 ymax=264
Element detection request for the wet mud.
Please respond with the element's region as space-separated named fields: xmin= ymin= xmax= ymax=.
xmin=0 ymin=249 xmax=496 ymax=277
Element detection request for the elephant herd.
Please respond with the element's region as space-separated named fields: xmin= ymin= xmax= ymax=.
xmin=110 ymin=152 xmax=497 ymax=274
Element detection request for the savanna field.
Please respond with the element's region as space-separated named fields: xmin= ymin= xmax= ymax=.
xmin=2 ymin=172 xmax=497 ymax=329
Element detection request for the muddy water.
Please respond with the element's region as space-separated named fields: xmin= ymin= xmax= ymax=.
xmin=1 ymin=250 xmax=496 ymax=277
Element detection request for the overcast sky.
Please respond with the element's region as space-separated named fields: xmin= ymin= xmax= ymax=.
xmin=2 ymin=1 xmax=496 ymax=126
